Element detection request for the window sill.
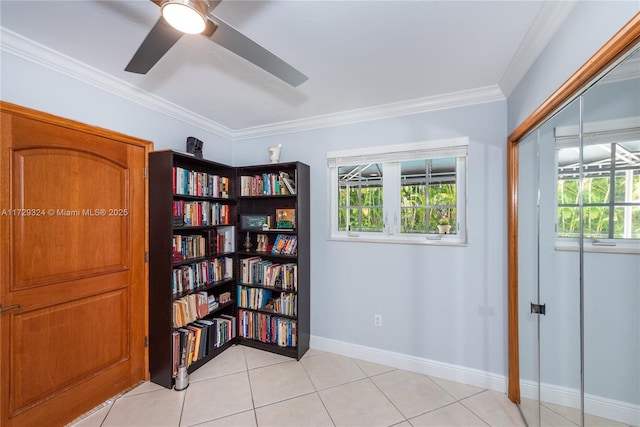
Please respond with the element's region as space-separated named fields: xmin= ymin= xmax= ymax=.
xmin=555 ymin=239 xmax=640 ymax=254
xmin=328 ymin=233 xmax=467 ymax=247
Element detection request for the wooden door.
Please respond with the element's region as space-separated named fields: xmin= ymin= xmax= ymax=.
xmin=0 ymin=102 xmax=150 ymax=426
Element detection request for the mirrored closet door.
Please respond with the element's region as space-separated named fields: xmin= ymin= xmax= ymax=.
xmin=517 ymin=45 xmax=640 ymax=427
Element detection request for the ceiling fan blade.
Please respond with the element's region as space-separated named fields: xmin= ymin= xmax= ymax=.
xmin=125 ymin=17 xmax=183 ymax=74
xmin=207 ymin=16 xmax=308 ymax=87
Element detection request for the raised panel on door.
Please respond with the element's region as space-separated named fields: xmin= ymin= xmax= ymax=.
xmin=10 ymin=288 xmax=128 ymax=416
xmin=11 ymin=147 xmax=129 ymax=289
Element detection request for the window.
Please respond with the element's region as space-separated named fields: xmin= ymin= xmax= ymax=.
xmin=328 ymin=138 xmax=468 ymax=244
xmin=555 ymin=119 xmax=640 ymax=252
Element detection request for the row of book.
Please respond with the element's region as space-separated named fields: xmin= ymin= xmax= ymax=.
xmin=237 ymin=286 xmax=297 ymax=317
xmin=172 ymin=257 xmax=233 ymax=295
xmin=240 ymin=257 xmax=298 ymax=290
xmin=172 ymin=234 xmax=206 ymax=261
xmin=173 ymin=292 xmax=210 ymax=328
xmin=172 ymin=228 xmax=234 ymax=264
xmin=173 ymin=167 xmax=230 ymax=198
xmin=172 ymin=314 xmax=236 ymax=375
xmin=238 ymin=309 xmax=297 ymax=348
xmin=239 ymin=172 xmax=296 ymax=196
xmin=173 ymin=201 xmax=231 ymax=227
xmin=271 ymin=234 xmax=297 ymax=255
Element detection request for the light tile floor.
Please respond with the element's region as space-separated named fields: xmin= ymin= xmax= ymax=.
xmin=69 ymin=345 xmax=528 ymax=427
xmin=518 ymin=398 xmax=636 ymax=427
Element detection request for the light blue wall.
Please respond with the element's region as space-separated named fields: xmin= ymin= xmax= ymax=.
xmin=507 ymin=0 xmax=639 ymax=134
xmin=232 ymin=101 xmax=509 ymax=377
xmin=0 ymin=52 xmax=234 ymax=161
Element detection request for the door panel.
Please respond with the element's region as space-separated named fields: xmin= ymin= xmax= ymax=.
xmin=12 ymin=148 xmax=129 ymax=288
xmin=517 ymin=129 xmax=541 ymax=425
xmin=518 ymin=97 xmax=582 ymax=426
xmin=11 ymin=289 xmax=128 ymax=415
xmin=1 ymin=102 xmax=150 ymax=427
xmin=538 ymin=101 xmax=582 ymax=425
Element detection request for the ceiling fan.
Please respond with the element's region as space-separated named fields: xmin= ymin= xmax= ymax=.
xmin=125 ymin=0 xmax=308 ymax=87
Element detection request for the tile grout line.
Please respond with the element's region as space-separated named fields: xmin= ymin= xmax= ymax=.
xmin=298 ymin=355 xmax=338 ymax=426
xmin=540 ymin=401 xmax=580 ymax=426
xmin=177 ymin=385 xmax=188 ymax=427
xmin=240 ymin=346 xmax=260 ymax=427
xmin=366 ymin=371 xmax=410 ymax=424
xmin=457 ymin=390 xmax=497 ymax=427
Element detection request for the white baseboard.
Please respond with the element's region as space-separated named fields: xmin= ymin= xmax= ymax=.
xmin=520 ymin=379 xmax=640 ymax=425
xmin=309 ymin=335 xmax=507 ymax=393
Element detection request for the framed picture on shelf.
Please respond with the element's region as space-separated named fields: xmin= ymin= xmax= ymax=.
xmin=275 ymin=208 xmax=296 ymax=229
xmin=240 ymin=214 xmax=271 ymax=231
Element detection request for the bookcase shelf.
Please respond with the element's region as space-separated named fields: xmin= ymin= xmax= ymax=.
xmin=173 ymin=278 xmax=235 ymax=300
xmin=238 ymin=252 xmax=298 ymax=260
xmin=174 ymin=194 xmax=231 ymax=201
xmin=238 ymin=282 xmax=299 ymax=293
xmin=238 ymin=306 xmax=298 ymax=320
xmin=172 ymin=254 xmax=235 ymax=267
xmin=150 ymin=152 xmax=309 ymax=389
xmin=173 ymin=225 xmax=230 ymax=231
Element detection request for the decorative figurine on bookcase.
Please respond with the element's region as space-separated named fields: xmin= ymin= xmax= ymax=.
xmin=268 ymin=144 xmax=282 ymax=163
xmin=244 ymin=232 xmax=252 ymax=252
xmin=256 ymin=234 xmax=268 ymax=252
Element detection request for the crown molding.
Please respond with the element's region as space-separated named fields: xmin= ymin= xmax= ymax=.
xmin=499 ymin=1 xmax=577 ymax=98
xmin=232 ymin=86 xmax=505 ymax=140
xmin=0 ymin=27 xmax=235 ymax=140
xmin=1 ymin=27 xmax=505 ymax=142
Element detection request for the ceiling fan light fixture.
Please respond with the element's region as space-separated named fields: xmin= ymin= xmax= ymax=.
xmin=161 ymin=0 xmax=209 ymax=34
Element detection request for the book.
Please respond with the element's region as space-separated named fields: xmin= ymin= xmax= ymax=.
xmin=240 ymin=172 xmax=296 ymax=196
xmin=173 ymin=167 xmax=230 ymax=198
xmin=172 ymin=331 xmax=180 ymax=377
xmin=280 ymin=172 xmax=296 ymax=195
xmin=237 ymin=309 xmax=298 ymax=348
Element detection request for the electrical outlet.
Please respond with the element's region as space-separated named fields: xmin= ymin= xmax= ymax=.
xmin=374 ymin=314 xmax=382 ymax=327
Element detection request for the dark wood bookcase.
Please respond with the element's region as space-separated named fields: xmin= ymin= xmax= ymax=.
xmin=149 ymin=152 xmax=309 ymax=388
xmin=149 ymin=150 xmax=238 ymax=389
xmin=235 ymin=162 xmax=310 ymax=360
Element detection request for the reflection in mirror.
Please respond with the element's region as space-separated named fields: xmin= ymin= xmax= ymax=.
xmin=554 ymin=46 xmax=640 ymax=251
xmin=580 ymin=44 xmax=639 ymax=427
xmin=517 ymin=129 xmax=542 ymax=426
xmin=517 ymin=43 xmax=640 ymax=426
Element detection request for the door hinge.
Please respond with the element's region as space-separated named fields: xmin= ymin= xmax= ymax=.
xmin=144 ymin=167 xmax=148 ymax=179
xmin=531 ymin=302 xmax=546 ymax=315
xmin=144 ymin=251 xmax=149 ymax=262
xmin=144 ymin=336 xmax=149 ymax=347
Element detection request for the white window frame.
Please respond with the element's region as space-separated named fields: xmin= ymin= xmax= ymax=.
xmin=327 ymin=137 xmax=468 ymax=245
xmin=554 ymin=117 xmax=640 ymax=254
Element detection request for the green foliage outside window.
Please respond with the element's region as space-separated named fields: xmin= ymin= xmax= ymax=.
xmin=337 ymin=158 xmax=460 ymax=235
xmin=400 ymin=183 xmax=456 ymax=233
xmin=557 ymin=174 xmax=640 ymax=238
xmin=338 ymin=183 xmax=384 ymax=232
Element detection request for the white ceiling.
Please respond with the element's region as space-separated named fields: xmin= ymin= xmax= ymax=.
xmin=0 ymin=0 xmax=575 ymax=140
